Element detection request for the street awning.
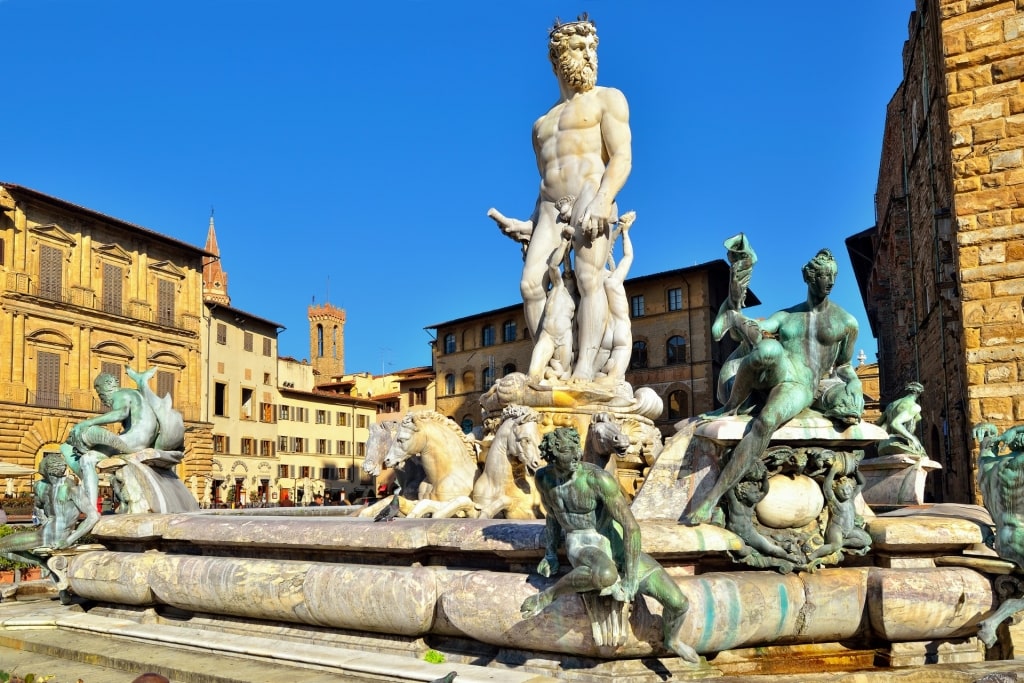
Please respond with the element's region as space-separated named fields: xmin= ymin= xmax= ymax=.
xmin=0 ymin=461 xmax=35 ymax=477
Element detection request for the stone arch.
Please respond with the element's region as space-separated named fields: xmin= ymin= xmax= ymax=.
xmin=92 ymin=340 xmax=134 ymax=361
xmin=25 ymin=328 xmax=73 ymax=351
xmin=148 ymin=350 xmax=186 ymax=369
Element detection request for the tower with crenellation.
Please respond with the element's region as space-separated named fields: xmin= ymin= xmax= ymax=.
xmin=309 ymin=303 xmax=346 ymax=382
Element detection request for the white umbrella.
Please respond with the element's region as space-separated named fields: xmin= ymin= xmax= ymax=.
xmin=0 ymin=462 xmax=34 ymax=477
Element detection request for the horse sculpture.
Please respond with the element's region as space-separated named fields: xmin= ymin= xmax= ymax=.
xmin=363 ymin=421 xmax=428 ymax=500
xmin=583 ymin=412 xmax=661 ymax=499
xmin=584 ymin=412 xmax=630 ymax=470
xmin=471 ymin=405 xmax=544 ymax=519
xmin=375 ymin=411 xmax=481 ymax=519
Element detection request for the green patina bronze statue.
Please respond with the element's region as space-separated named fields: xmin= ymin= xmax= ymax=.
xmin=0 ymin=452 xmax=99 ymax=567
xmin=974 ymin=423 xmax=1024 ymax=647
xmin=686 ymin=241 xmax=863 ymax=526
xmin=520 ymin=427 xmax=699 ymax=662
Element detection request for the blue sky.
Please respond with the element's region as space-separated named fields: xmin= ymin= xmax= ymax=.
xmin=1 ymin=1 xmax=914 ymax=374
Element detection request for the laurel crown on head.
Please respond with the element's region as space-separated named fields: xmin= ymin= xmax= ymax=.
xmin=549 ymin=12 xmax=597 ymax=43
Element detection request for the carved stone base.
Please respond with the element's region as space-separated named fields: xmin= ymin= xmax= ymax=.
xmin=668 ymin=413 xmax=887 ymax=572
xmin=860 ymin=452 xmax=942 ymax=506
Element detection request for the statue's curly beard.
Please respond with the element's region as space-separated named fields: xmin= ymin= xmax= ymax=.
xmin=558 ymin=54 xmax=597 ymax=92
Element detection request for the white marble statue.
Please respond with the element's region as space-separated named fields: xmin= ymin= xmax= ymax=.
xmin=5 ymin=478 xmax=13 ymax=498
xmin=489 ymin=13 xmax=632 ymax=383
xmin=201 ymin=477 xmax=213 ymax=508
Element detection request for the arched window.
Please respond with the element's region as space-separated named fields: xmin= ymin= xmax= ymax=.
xmin=482 ymin=325 xmax=495 ymax=347
xmin=462 ymin=370 xmax=475 ymax=391
xmin=668 ymin=390 xmax=688 ymax=420
xmin=444 ymin=333 xmax=456 ymax=354
xmin=317 ymin=325 xmax=324 ymax=357
xmin=666 ymin=336 xmax=687 ymax=365
xmin=482 ymin=365 xmax=495 ymax=389
xmin=445 ymin=373 xmax=455 ymax=396
xmin=502 ymin=320 xmax=517 ymax=343
xmin=503 ymin=363 xmax=516 ymax=377
xmin=629 ymin=341 xmax=648 ymax=369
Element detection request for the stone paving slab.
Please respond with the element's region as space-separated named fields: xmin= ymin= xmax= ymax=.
xmin=0 ymin=598 xmax=556 ymax=683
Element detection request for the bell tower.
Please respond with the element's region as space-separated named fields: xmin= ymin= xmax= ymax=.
xmin=309 ymin=302 xmax=346 ymax=382
xmin=202 ymin=211 xmax=231 ymax=306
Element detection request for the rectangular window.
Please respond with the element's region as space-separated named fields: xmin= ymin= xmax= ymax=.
xmin=300 ymin=466 xmax=311 ymax=479
xmin=337 ymin=412 xmax=348 ymax=426
xmin=263 ymin=372 xmax=271 ymax=385
xmin=157 ymin=279 xmax=176 ymax=327
xmin=260 ymin=440 xmax=274 ymax=457
xmin=102 ymin=263 xmax=123 ymax=316
xmin=36 ymin=350 xmax=60 ymax=408
xmin=38 ymin=243 xmax=63 ymax=302
xmin=216 ymin=323 xmax=227 ymax=345
xmin=240 ymin=387 xmax=254 ymax=420
xmin=317 ymin=439 xmax=328 ymax=454
xmin=409 ymin=388 xmax=427 ymax=406
xmin=668 ymin=287 xmax=683 ymax=311
xmin=277 ymin=464 xmax=289 ymax=478
xmin=157 ymin=371 xmax=174 ymax=404
xmin=241 ymin=438 xmax=254 ymax=455
xmin=243 ymin=332 xmax=253 ymax=352
xmin=292 ymin=437 xmax=305 ymax=453
xmin=356 ymin=414 xmax=368 ymax=429
xmin=260 ymin=402 xmax=276 ymax=422
xmin=278 ymin=436 xmax=289 ymax=453
xmin=214 ymin=382 xmax=227 ymax=417
xmin=262 ymin=337 xmax=272 ymax=357
xmin=357 ymin=442 xmax=366 ymax=457
xmin=345 ymin=466 xmax=356 ymax=482
xmin=213 ymin=435 xmax=227 ymax=454
xmin=316 ymin=410 xmax=328 ymax=424
xmin=279 ymin=405 xmax=290 ymax=421
xmin=481 ymin=325 xmax=495 ymax=347
xmin=630 ymin=294 xmax=645 ymax=318
xmin=503 ymin=320 xmax=517 ymax=343
xmin=337 ymin=440 xmax=347 ymax=456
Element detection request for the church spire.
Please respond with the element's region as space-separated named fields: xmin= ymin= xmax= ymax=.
xmin=202 ymin=209 xmax=231 ymax=306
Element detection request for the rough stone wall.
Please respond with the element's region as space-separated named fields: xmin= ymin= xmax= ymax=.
xmin=867 ymin=0 xmax=1024 ymax=502
xmin=944 ymin=0 xmax=1024 ymax=500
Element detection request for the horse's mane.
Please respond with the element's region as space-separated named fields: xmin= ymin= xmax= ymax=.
xmin=410 ymin=411 xmax=479 ymax=462
xmin=500 ymin=404 xmax=541 ymax=424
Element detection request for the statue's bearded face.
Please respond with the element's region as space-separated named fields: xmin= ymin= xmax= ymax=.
xmin=554 ymin=33 xmax=598 ymax=92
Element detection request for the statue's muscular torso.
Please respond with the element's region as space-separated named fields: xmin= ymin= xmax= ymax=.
xmin=533 ymin=86 xmax=624 ymax=203
xmin=774 ymin=301 xmax=857 ymax=382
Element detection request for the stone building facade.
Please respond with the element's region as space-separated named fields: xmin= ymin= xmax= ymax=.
xmin=430 ymin=260 xmax=745 ymax=436
xmin=847 ymin=0 xmax=1024 ymax=503
xmin=0 ymin=182 xmax=214 ymax=493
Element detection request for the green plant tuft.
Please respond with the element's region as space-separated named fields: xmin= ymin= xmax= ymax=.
xmin=423 ymin=649 xmax=446 ymax=664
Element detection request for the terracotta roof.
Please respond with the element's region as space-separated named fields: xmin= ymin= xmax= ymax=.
xmin=206 ymin=301 xmax=285 ymax=331
xmin=1 ymin=182 xmax=213 ymax=257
